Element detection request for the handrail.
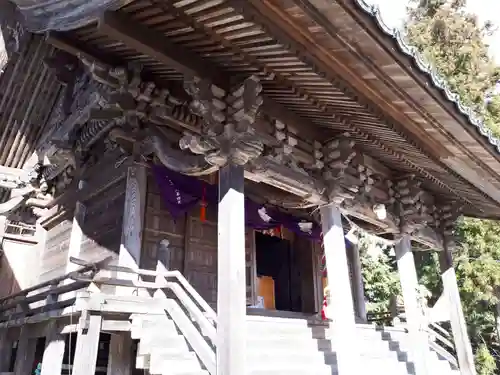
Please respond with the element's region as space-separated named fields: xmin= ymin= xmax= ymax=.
xmin=0 ymin=256 xmax=111 ymax=304
xmin=68 ymin=257 xmax=217 ymax=375
xmin=425 ymin=323 xmax=458 ymax=368
xmin=70 ymin=257 xmax=216 ymax=323
xmin=0 ymin=256 xmax=112 ymax=323
xmin=367 ymin=308 xmax=458 ymax=369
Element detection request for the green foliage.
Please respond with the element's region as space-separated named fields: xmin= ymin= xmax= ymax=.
xmin=476 ymin=344 xmax=497 ymax=375
xmin=455 ymin=218 xmax=500 ymax=306
xmin=406 ymin=0 xmax=500 ymax=137
xmin=404 ymin=0 xmax=500 ymax=370
xmin=358 ymin=236 xmax=400 ymax=312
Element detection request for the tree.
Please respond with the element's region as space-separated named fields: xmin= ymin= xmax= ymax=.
xmin=359 ymin=235 xmax=400 ymax=313
xmin=405 ymin=1 xmax=500 ymax=372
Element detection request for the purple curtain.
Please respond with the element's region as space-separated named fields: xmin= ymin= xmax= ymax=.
xmin=152 ymin=164 xmax=322 ymax=241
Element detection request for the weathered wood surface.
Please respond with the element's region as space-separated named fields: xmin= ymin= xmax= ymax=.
xmin=118 ymin=165 xmax=147 ymax=269
xmin=72 ymin=311 xmax=102 ymax=375
xmin=142 ymin=173 xmax=186 ymax=273
xmin=0 ymin=33 xmax=61 ymax=205
xmin=13 ymin=327 xmax=36 ymax=375
xmin=40 ymin=322 xmax=65 ymax=375
xmin=320 ymin=204 xmax=359 ymax=375
xmin=217 ymin=163 xmax=247 ymax=375
xmin=44 ymin=0 xmax=500 ymax=223
xmin=38 ymin=212 xmax=73 ymax=283
xmin=107 ymin=333 xmax=132 ymax=375
xmin=80 ymin=157 xmax=127 ymax=264
xmin=395 ymin=235 xmax=431 ymax=375
xmin=440 ymin=246 xmax=476 ymax=375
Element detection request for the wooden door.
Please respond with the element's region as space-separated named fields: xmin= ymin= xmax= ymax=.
xmin=183 ymin=206 xmax=257 ymax=309
xmin=185 ymin=209 xmax=218 ymax=308
xmin=245 ymin=229 xmax=257 ymax=306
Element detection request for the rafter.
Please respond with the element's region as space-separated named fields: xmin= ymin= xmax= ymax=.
xmin=46 ymin=11 xmax=449 ymax=247
xmin=96 ymin=8 xmax=474 ymax=210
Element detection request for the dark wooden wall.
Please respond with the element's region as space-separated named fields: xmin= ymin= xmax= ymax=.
xmin=142 ymin=172 xmax=256 ymax=309
xmin=38 ymin=211 xmax=74 ymax=283
xmin=78 ymin=152 xmax=127 ymax=264
xmin=38 ymin=150 xmax=127 ymax=282
xmin=142 ymin=173 xmax=187 ymax=273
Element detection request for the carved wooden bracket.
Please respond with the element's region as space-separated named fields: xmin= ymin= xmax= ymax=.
xmin=433 ymin=202 xmax=463 ymax=249
xmin=180 ymin=75 xmax=264 ymax=166
xmin=389 ymin=177 xmax=433 ymax=234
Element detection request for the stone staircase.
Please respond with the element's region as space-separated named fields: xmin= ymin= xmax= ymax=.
xmin=129 ymin=305 xmax=460 ymax=375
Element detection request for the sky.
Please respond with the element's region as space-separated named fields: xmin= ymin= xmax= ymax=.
xmin=369 ymin=0 xmax=500 ymax=62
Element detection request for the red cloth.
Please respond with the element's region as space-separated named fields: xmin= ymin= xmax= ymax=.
xmin=321 ymin=295 xmax=327 ymax=321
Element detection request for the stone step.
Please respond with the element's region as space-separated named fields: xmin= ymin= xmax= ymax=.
xmin=150 ymin=350 xmax=200 ymax=374
xmin=138 ymin=335 xmax=188 ymax=355
xmin=248 ymin=364 xmax=336 ymax=375
xmin=247 ymin=336 xmax=406 ymax=356
xmin=131 ymin=318 xmax=177 ymax=339
xmin=151 ymin=357 xmax=202 ymax=375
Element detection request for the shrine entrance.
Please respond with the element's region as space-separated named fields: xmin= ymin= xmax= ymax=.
xmin=255 ymin=232 xmax=316 ymax=314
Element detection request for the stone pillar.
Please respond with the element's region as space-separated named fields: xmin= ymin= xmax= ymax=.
xmin=217 ymin=163 xmax=246 ymax=375
xmin=440 ymin=242 xmax=476 ymax=375
xmin=395 ymin=235 xmax=430 ymax=375
xmin=320 ymin=204 xmax=359 ymax=375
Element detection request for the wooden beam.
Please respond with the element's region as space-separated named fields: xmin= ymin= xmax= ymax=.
xmin=440 ymin=245 xmax=476 ymax=375
xmin=217 ymin=163 xmax=247 ymax=375
xmin=100 ymin=12 xmax=225 ymax=87
xmin=395 ymin=235 xmax=431 ymax=375
xmin=98 ymin=11 xmax=324 ymax=142
xmin=320 ymin=204 xmax=359 ymax=375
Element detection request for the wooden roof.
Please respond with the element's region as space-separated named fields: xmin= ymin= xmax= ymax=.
xmin=0 ymin=30 xmax=62 ymax=202
xmin=7 ymin=0 xmax=500 ymax=220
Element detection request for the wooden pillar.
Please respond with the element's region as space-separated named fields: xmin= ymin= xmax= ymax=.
xmin=351 ymin=244 xmax=367 ymax=323
xmin=107 ymin=333 xmax=132 ymax=375
xmin=13 ymin=327 xmax=37 ymax=375
xmin=66 ymin=201 xmax=86 ymax=273
xmin=217 ymin=163 xmax=246 ymax=375
xmin=395 ymin=235 xmax=430 ymax=375
xmin=40 ymin=323 xmax=65 ymax=375
xmin=72 ymin=311 xmax=102 ymax=375
xmin=320 ymin=204 xmax=359 ymax=375
xmin=117 ymin=165 xmax=147 ymax=294
xmin=119 ymin=165 xmax=147 ymax=268
xmin=440 ymin=244 xmax=476 ymax=375
xmin=0 ymin=329 xmax=13 ymax=372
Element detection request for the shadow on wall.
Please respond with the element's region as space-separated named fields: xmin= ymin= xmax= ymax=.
xmin=0 ymin=245 xmax=21 ymax=298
